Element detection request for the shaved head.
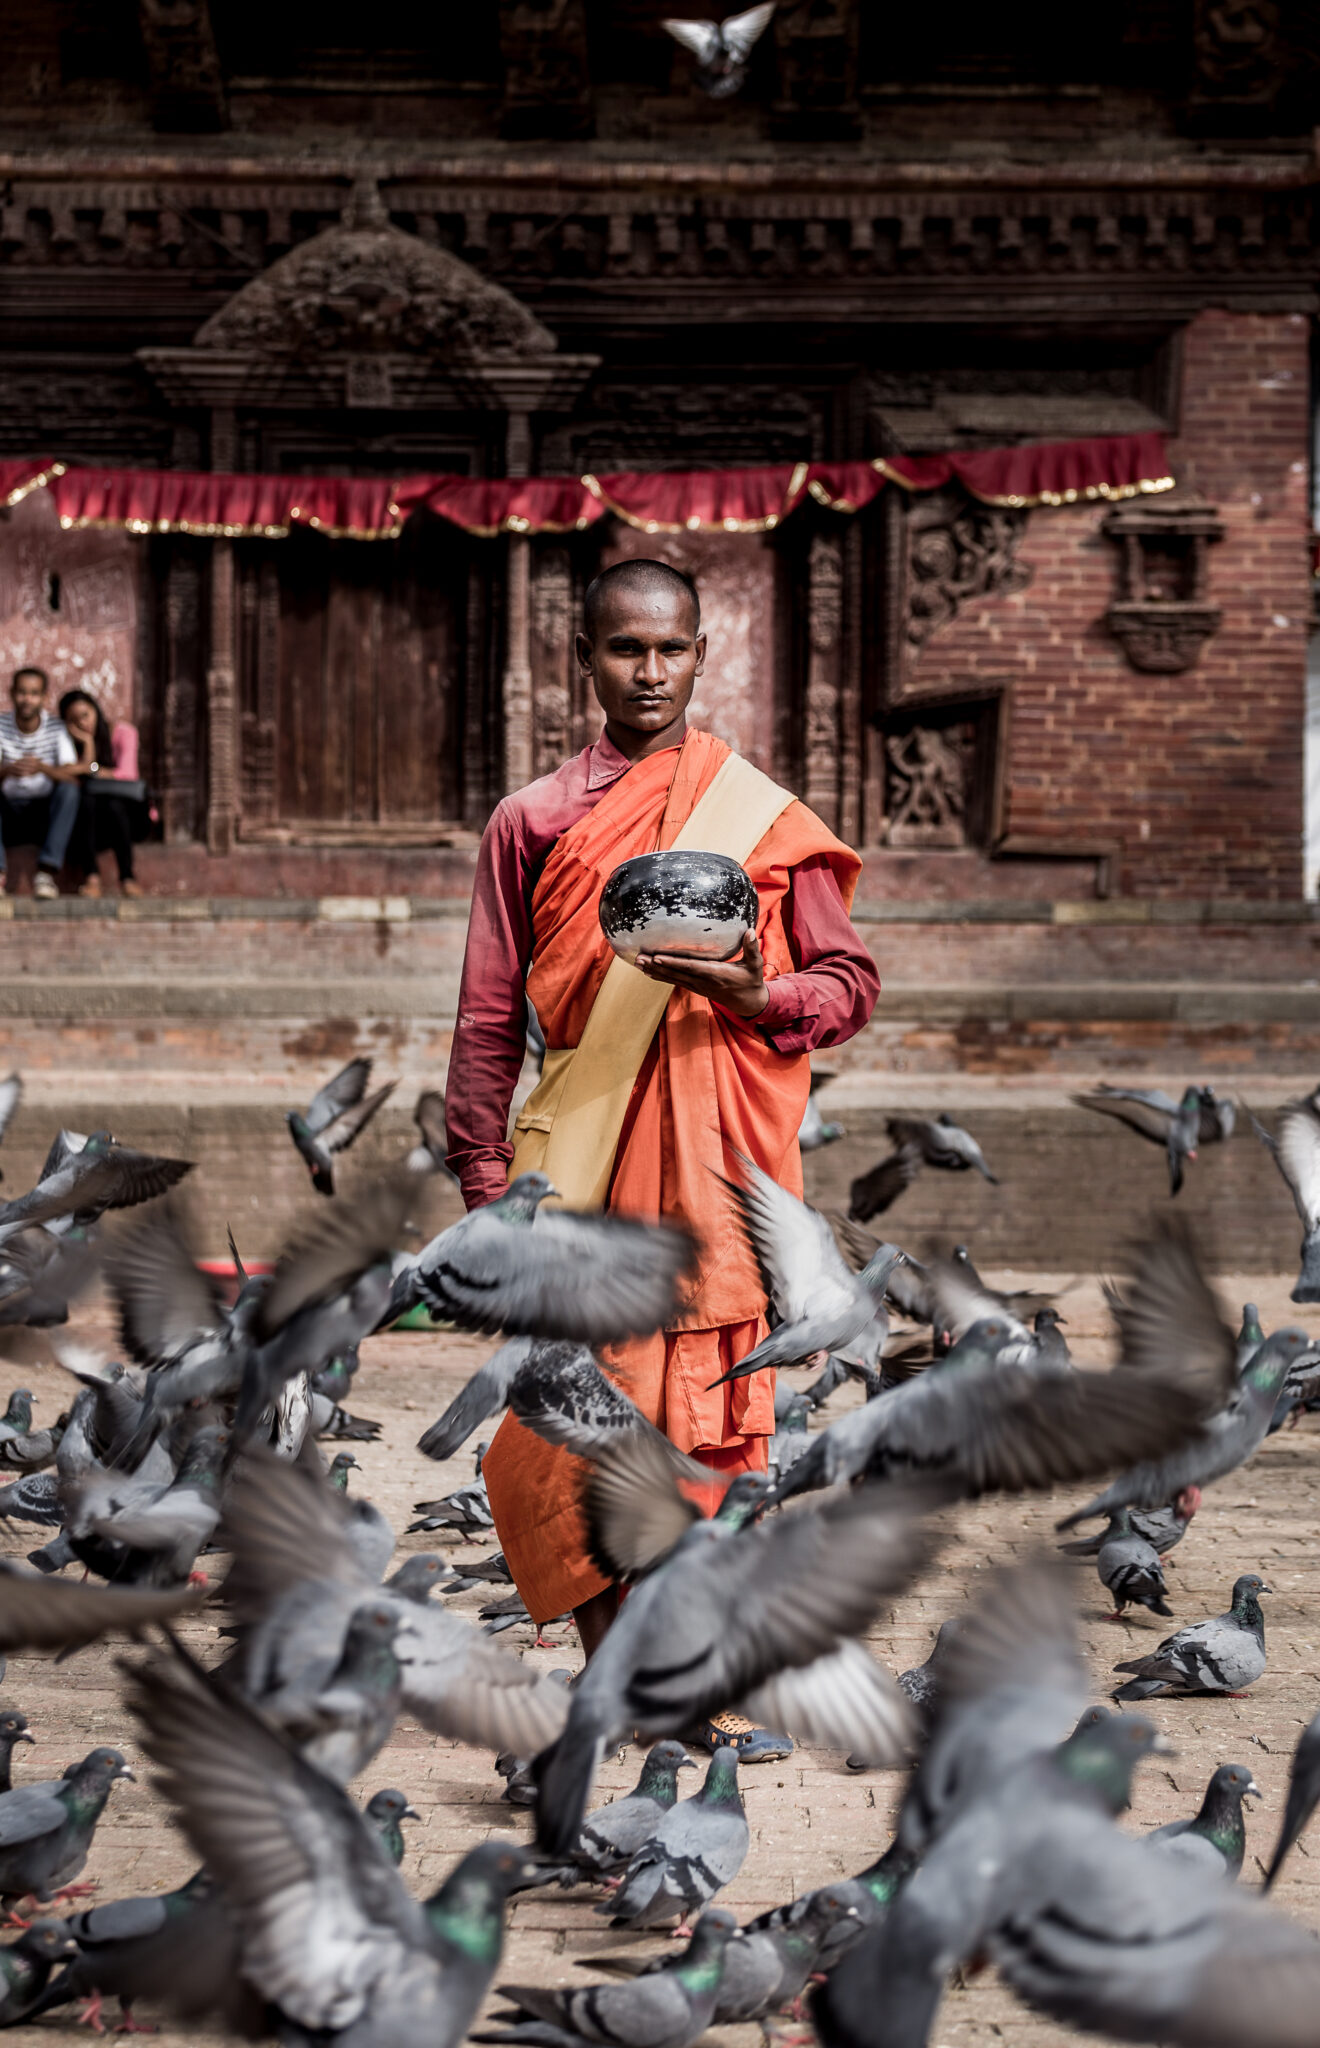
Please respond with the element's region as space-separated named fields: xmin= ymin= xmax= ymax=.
xmin=582 ymin=558 xmax=700 ymax=643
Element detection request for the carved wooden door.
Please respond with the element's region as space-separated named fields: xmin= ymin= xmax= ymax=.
xmin=238 ymin=517 xmax=474 ymax=841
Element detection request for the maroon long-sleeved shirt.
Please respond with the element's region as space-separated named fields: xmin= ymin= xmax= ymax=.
xmin=444 ymin=731 xmax=879 ymax=1209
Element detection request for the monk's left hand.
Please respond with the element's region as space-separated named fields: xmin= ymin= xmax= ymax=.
xmin=634 ymin=928 xmax=769 ymax=1019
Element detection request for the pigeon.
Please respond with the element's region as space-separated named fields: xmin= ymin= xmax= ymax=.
xmin=0 ymin=1747 xmax=134 ymax=1903
xmin=0 ymin=1224 xmax=97 ymax=1331
xmin=418 ymin=1338 xmax=710 ymax=1481
xmin=64 ymin=1422 xmax=227 ymax=1586
xmin=0 ymin=1076 xmax=19 ymax=1184
xmin=709 ymin=1152 xmax=899 ymax=1384
xmin=104 ymin=1197 xmax=253 ymax=1444
xmin=1113 ymin=1572 xmax=1270 ymax=1699
xmin=1095 ymin=1509 xmax=1173 ymax=1619
xmin=410 ymin=1462 xmax=496 ymax=1540
xmin=603 ymin=1748 xmax=748 ymax=1929
xmin=1056 ymin=1228 xmax=1315 ymax=1530
xmin=529 ymin=1742 xmax=697 ymax=1888
xmin=21 ymin=1869 xmax=252 ymax=2035
xmin=885 ymin=1114 xmax=999 ymax=1184
xmin=219 ymin=1449 xmax=569 ymax=1775
xmin=766 ymin=1393 xmax=814 ymax=1487
xmin=0 ymin=1558 xmax=205 ymax=1652
xmin=1251 ymin=1089 xmax=1320 ymax=1301
xmin=532 ymin=1432 xmax=936 ymax=1856
xmin=0 ymin=1922 xmax=78 ymax=2025
xmin=799 ymin=1072 xmax=845 ymax=1152
xmin=1145 ymin=1762 xmax=1261 ymax=1879
xmin=1073 ymin=1082 xmax=1218 ymax=1196
xmin=0 ymin=1472 xmax=62 ymax=1528
xmin=407 ymin=1090 xmax=455 ymax=1181
xmin=847 ymin=1142 xmax=922 ymax=1224
xmin=1264 ymin=1710 xmax=1320 ymax=1889
xmin=0 ymin=1714 xmax=33 ymax=1794
xmin=483 ymin=1906 xmax=741 ymax=2045
xmin=763 ymin=1269 xmax=1217 ymax=1511
xmin=1030 ymin=1306 xmax=1071 ymax=1369
xmin=386 ymin=1173 xmax=695 ymax=1345
xmin=741 ymin=1839 xmax=916 ymax=1970
xmin=1058 ymin=1485 xmax=1201 ymax=1559
xmin=287 ymin=1057 xmax=398 ymax=1197
xmin=364 ymin=1787 xmax=420 ymax=1868
xmin=125 ymin=1636 xmax=535 ymax=2048
xmin=897 ymin=1618 xmax=963 ymax=1732
xmin=661 ymin=3 xmax=774 ymax=95
xmin=0 ymin=1132 xmax=192 ymax=1242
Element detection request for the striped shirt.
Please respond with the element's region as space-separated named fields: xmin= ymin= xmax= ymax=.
xmin=0 ymin=709 xmax=77 ymax=800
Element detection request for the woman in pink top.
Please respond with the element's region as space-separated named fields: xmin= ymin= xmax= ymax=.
xmin=58 ymin=688 xmax=146 ymax=897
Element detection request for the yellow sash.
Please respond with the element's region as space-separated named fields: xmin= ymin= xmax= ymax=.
xmin=510 ymin=750 xmax=795 ymax=1211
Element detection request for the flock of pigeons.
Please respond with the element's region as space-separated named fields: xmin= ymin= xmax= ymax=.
xmin=0 ymin=1062 xmax=1317 ymax=2046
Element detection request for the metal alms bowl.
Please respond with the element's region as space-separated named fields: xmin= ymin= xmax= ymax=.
xmin=598 ymin=850 xmax=760 ymax=966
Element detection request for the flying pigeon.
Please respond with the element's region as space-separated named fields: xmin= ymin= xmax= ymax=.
xmin=1263 ymin=1709 xmax=1320 ymax=1889
xmin=386 ymin=1173 xmax=695 ymax=1345
xmin=1250 ymin=1088 xmax=1320 ymax=1301
xmin=661 ymin=4 xmax=774 ymax=96
xmin=0 ymin=1133 xmax=192 ymax=1244
xmin=1057 ymin=1486 xmax=1201 ymax=1560
xmin=0 ymin=1747 xmax=134 ymax=1904
xmin=126 ymin=1637 xmax=536 ymax=2048
xmin=407 ymin=1089 xmax=455 ymax=1181
xmin=603 ymin=1748 xmax=748 ymax=1930
xmin=1145 ymin=1762 xmax=1261 ymax=1879
xmin=708 ymin=1152 xmax=898 ymax=1383
xmin=532 ymin=1433 xmax=938 ymax=1855
xmin=63 ymin=1422 xmax=227 ymax=1587
xmin=286 ymin=1057 xmax=397 ymax=1197
xmin=483 ymin=1906 xmax=741 ymax=2046
xmin=0 ymin=1557 xmax=205 ymax=1652
xmin=1056 ymin=1230 xmax=1315 ymax=1530
xmin=1095 ymin=1509 xmax=1172 ymax=1619
xmin=1113 ymin=1572 xmax=1270 ymax=1699
xmin=1073 ymin=1082 xmax=1228 ymax=1196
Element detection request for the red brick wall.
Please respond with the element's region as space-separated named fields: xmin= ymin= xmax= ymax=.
xmin=907 ymin=309 xmax=1311 ymax=898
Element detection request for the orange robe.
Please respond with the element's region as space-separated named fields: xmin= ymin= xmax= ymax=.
xmin=481 ymin=729 xmax=862 ymax=1623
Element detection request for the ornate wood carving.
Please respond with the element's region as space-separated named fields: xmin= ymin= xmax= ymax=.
xmin=772 ymin=0 xmax=861 ymax=139
xmin=1191 ymin=0 xmax=1283 ymax=105
xmin=205 ymin=409 xmax=238 ymax=855
xmin=136 ymin=0 xmax=228 ymax=133
xmin=530 ymin=548 xmax=575 ymax=778
xmin=884 ymin=723 xmax=972 ymax=848
xmin=905 ymin=490 xmax=1033 ymax=656
xmin=804 ymin=530 xmax=844 ymax=831
xmin=1102 ymin=496 xmax=1224 ymax=673
xmin=498 ymin=0 xmax=593 ymax=140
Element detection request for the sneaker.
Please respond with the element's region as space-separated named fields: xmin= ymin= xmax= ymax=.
xmin=690 ymin=1712 xmax=794 ymax=1763
xmin=32 ymin=870 xmax=59 ymax=900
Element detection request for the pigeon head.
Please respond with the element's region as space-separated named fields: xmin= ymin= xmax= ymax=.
xmin=713 ymin=1472 xmax=771 ymax=1529
xmin=1230 ymin=1572 xmax=1272 ymax=1618
xmin=1054 ymin=1712 xmax=1166 ymax=1814
xmin=1205 ymin=1762 xmax=1262 ymax=1807
xmin=637 ymin=1739 xmax=697 ymax=1799
xmin=0 ymin=1713 xmax=32 ymax=1749
xmin=329 ymin=1452 xmax=359 ymax=1491
xmin=945 ymin=1317 xmax=1012 ymax=1367
xmin=855 ymin=1835 xmax=919 ymax=1903
xmin=387 ymin=1554 xmax=447 ymax=1602
xmin=2 ymin=1391 xmax=32 ymax=1427
xmin=1244 ymin=1328 xmax=1314 ymax=1392
xmin=344 ymin=1604 xmax=402 ymax=1652
xmin=676 ymin=1907 xmax=740 ymax=1986
xmin=495 ymin=1172 xmax=558 ymax=1226
xmin=76 ymin=1746 xmax=134 ymax=1783
xmin=12 ymin=1922 xmax=77 ymax=1966
xmin=806 ymin=1885 xmax=865 ymax=1932
xmin=779 ymin=1395 xmax=811 ymax=1433
xmin=1034 ymin=1308 xmax=1065 ymax=1332
xmin=366 ymin=1787 xmax=419 ymax=1824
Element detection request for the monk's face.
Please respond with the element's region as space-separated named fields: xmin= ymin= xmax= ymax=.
xmin=577 ymin=583 xmax=706 ymax=736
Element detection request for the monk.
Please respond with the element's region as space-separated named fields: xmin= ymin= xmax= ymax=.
xmin=444 ymin=557 xmax=879 ymax=1760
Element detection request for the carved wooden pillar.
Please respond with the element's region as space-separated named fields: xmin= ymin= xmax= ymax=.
xmin=530 ymin=547 xmax=575 ymax=776
xmin=804 ymin=530 xmax=843 ymax=832
xmin=503 ymin=409 xmax=535 ymax=796
xmin=206 ymin=406 xmax=238 ymax=854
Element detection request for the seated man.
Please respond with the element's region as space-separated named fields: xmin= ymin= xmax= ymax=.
xmin=0 ymin=667 xmax=80 ymax=899
xmin=445 ymin=557 xmax=879 ymax=1760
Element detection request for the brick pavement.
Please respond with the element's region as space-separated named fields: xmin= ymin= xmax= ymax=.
xmin=0 ymin=1272 xmax=1317 ymax=2047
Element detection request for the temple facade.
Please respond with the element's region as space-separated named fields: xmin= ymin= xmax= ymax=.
xmin=1 ymin=0 xmax=1317 ymax=899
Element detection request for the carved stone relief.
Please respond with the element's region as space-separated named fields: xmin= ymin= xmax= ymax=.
xmin=906 ymin=489 xmax=1032 ymax=654
xmin=1102 ymin=496 xmax=1224 ymax=674
xmin=884 ymin=721 xmax=974 ymax=848
xmin=530 ymin=549 xmax=575 ymax=776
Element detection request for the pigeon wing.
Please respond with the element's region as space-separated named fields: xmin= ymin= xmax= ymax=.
xmin=507 ymin=1342 xmax=715 ymax=1484
xmin=662 ymin=17 xmax=722 ymax=60
xmin=417 ymin=1338 xmax=533 ymax=1462
xmin=124 ymin=1642 xmax=425 ymax=2031
xmin=394 ymin=1606 xmax=571 ymax=1756
xmin=254 ymin=1177 xmax=415 ymax=1343
xmin=1110 ymin=1223 xmax=1238 ymax=1400
xmin=107 ymin=1197 xmax=227 ymax=1368
xmin=304 ymin=1059 xmax=372 ymax=1136
xmin=1271 ymin=1096 xmax=1320 ymax=1231
xmin=743 ymin=1637 xmax=913 ymax=1758
xmin=720 ymin=1150 xmax=849 ymax=1322
xmin=413 ymin=1090 xmax=447 ymax=1160
xmin=1072 ymin=1092 xmax=1174 ymax=1144
xmin=418 ymin=1208 xmax=695 ymax=1343
xmin=220 ymin=1450 xmax=365 ymax=1629
xmin=0 ymin=1783 xmax=68 ymax=1846
xmin=319 ymin=1080 xmax=398 ymax=1158
xmin=848 ymin=1146 xmax=922 ymax=1222
xmin=0 ymin=1567 xmax=204 ymax=1652
xmin=0 ymin=1076 xmax=20 ymax=1148
xmin=721 ymin=0 xmax=775 ymax=58
xmin=585 ymin=1430 xmax=704 ymax=1581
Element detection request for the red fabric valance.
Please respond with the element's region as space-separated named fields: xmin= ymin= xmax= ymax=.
xmin=13 ymin=431 xmax=1172 ymax=541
